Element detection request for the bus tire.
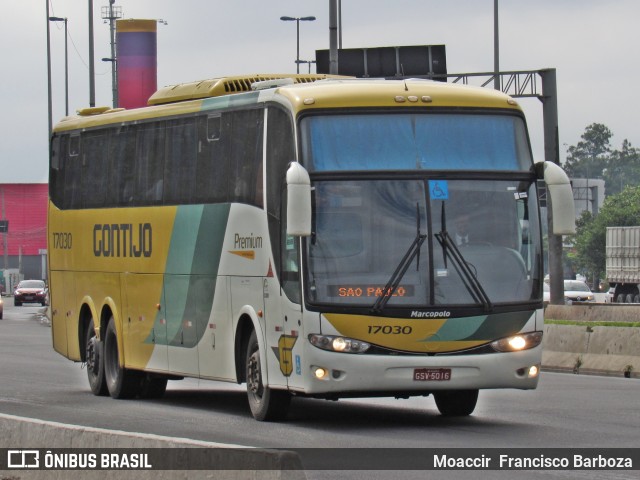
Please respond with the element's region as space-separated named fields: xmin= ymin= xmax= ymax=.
xmin=245 ymin=330 xmax=291 ymax=421
xmin=85 ymin=318 xmax=108 ymax=396
xmin=434 ymin=389 xmax=479 ymax=416
xmin=104 ymin=316 xmax=141 ymax=399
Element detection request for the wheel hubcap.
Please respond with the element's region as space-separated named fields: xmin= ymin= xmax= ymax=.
xmin=247 ymin=351 xmax=262 ymax=396
xmin=87 ymin=337 xmax=98 ymax=374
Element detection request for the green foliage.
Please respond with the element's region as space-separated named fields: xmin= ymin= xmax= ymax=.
xmin=563 ymin=123 xmax=640 ymax=196
xmin=563 ymin=123 xmax=640 ymax=280
xmin=564 ymin=123 xmax=612 ymax=178
xmin=570 ymin=186 xmax=640 ymax=279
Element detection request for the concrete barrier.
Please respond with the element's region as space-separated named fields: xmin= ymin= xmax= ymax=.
xmin=545 ymin=303 xmax=640 ymax=324
xmin=543 ymin=304 xmax=640 ymax=377
xmin=0 ymin=413 xmax=305 ymax=480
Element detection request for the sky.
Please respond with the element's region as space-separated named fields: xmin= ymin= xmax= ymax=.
xmin=2 ymin=0 xmax=638 ymax=183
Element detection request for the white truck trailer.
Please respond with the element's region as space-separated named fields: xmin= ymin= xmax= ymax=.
xmin=606 ymin=226 xmax=640 ymax=303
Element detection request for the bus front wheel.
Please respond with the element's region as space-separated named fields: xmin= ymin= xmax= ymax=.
xmin=85 ymin=318 xmax=108 ymax=396
xmin=434 ymin=389 xmax=479 ymax=416
xmin=245 ymin=330 xmax=291 ymax=421
xmin=104 ymin=317 xmax=141 ymax=399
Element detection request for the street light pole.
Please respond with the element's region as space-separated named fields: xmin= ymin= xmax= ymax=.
xmin=88 ymin=0 xmax=95 ymax=107
xmin=101 ymin=0 xmax=122 ymax=108
xmin=46 ymin=0 xmax=53 ymax=136
xmin=494 ymin=0 xmax=500 ymax=90
xmin=280 ymin=16 xmax=316 ymax=74
xmin=49 ymin=16 xmax=69 ymax=116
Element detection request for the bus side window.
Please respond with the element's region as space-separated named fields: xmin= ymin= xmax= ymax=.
xmin=195 ymin=114 xmax=229 ymax=204
xmin=135 ymin=123 xmax=165 ymax=205
xmin=107 ymin=126 xmax=135 ymax=206
xmin=164 ymin=118 xmax=197 ymax=205
xmin=64 ymin=134 xmax=82 ymax=209
xmin=82 ymin=131 xmax=109 ymax=209
xmin=228 ymin=109 xmax=264 ymax=208
xmin=49 ymin=135 xmax=65 ymax=208
xmin=206 ymin=115 xmax=221 ymax=142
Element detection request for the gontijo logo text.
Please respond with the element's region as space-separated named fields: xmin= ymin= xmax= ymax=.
xmin=93 ymin=223 xmax=152 ymax=258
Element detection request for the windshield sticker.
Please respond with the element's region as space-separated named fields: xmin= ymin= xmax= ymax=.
xmin=429 ymin=180 xmax=449 ymax=200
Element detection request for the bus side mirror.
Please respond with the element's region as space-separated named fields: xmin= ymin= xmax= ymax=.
xmin=536 ymin=161 xmax=576 ymax=235
xmin=286 ymin=162 xmax=312 ymax=236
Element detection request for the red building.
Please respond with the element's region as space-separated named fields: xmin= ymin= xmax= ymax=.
xmin=0 ymin=184 xmax=48 ymax=283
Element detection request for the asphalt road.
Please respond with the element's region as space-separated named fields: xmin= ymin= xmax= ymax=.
xmin=1 ymin=301 xmax=639 ymax=480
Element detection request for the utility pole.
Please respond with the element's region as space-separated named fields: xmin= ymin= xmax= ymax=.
xmin=2 ymin=188 xmax=8 ymax=271
xmin=540 ymin=68 xmax=565 ymax=305
xmin=88 ymin=0 xmax=96 ymax=107
xmin=493 ymin=0 xmax=500 ymax=90
xmin=329 ymin=0 xmax=338 ymax=74
xmin=46 ymin=0 xmax=53 ymax=136
xmin=102 ymin=0 xmax=122 ymax=108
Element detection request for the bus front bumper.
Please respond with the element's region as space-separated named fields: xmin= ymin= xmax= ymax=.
xmin=294 ymin=343 xmax=542 ymax=397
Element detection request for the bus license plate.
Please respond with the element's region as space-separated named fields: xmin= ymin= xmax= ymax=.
xmin=413 ymin=368 xmax=451 ymax=381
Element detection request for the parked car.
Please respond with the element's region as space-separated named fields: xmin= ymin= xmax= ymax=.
xmin=14 ymin=280 xmax=48 ymax=306
xmin=563 ymin=280 xmax=594 ymax=303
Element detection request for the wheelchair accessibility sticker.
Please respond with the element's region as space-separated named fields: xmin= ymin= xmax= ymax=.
xmin=429 ymin=180 xmax=449 ymax=200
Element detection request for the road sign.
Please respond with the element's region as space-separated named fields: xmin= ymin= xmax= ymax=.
xmin=0 ymin=220 xmax=8 ymax=233
xmin=316 ymin=45 xmax=447 ymax=79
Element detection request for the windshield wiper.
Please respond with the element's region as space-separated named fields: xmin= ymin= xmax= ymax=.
xmin=371 ymin=204 xmax=426 ymax=314
xmin=435 ymin=203 xmax=493 ymax=312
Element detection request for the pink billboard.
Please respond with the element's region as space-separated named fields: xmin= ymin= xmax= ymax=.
xmin=117 ymin=19 xmax=157 ymax=109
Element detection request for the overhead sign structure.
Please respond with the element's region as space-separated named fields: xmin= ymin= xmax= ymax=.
xmin=316 ymin=45 xmax=447 ymax=79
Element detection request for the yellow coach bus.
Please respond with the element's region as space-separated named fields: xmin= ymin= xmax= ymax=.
xmin=48 ymin=74 xmax=575 ymax=421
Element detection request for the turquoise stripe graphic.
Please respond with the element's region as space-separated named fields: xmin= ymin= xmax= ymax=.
xmin=148 ymin=204 xmax=230 ymax=347
xmin=424 ymin=311 xmax=533 ymax=342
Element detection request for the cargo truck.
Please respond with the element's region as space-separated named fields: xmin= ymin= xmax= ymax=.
xmin=606 ymin=226 xmax=640 ymax=303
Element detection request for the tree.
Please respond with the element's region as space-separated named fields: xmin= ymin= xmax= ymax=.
xmin=602 ymin=139 xmax=640 ymax=196
xmin=563 ymin=123 xmax=640 ymax=197
xmin=570 ymin=186 xmax=640 ymax=281
xmin=564 ymin=123 xmax=612 ymax=178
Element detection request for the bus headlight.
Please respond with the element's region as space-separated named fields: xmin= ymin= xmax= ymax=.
xmin=309 ymin=334 xmax=370 ymax=354
xmin=491 ymin=331 xmax=543 ymax=352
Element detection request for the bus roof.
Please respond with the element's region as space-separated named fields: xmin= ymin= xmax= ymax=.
xmin=53 ymin=74 xmax=521 ymax=133
xmin=147 ymin=73 xmax=343 ymax=106
xmin=275 ymin=77 xmax=521 ymax=111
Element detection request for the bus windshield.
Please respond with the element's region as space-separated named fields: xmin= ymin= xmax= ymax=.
xmin=304 ymin=177 xmax=541 ymax=309
xmin=301 ymin=113 xmax=533 ymax=172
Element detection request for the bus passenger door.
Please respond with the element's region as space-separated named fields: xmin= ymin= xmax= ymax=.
xmin=263 ymin=233 xmax=304 ymax=391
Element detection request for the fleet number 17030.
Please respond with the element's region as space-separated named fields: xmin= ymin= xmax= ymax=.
xmin=367 ymin=325 xmax=413 ymax=335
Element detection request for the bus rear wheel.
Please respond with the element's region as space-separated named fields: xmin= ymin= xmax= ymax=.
xmin=434 ymin=389 xmax=479 ymax=416
xmin=85 ymin=318 xmax=108 ymax=396
xmin=245 ymin=330 xmax=291 ymax=421
xmin=104 ymin=316 xmax=141 ymax=399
